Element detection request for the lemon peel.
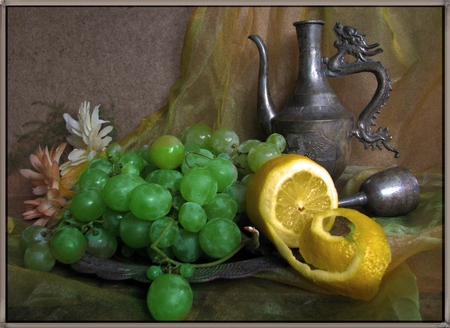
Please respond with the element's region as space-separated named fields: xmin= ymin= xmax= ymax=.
xmin=246 ymin=154 xmax=391 ymax=301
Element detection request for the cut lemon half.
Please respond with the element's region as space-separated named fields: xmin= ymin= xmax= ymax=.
xmin=246 ymin=154 xmax=338 ymax=248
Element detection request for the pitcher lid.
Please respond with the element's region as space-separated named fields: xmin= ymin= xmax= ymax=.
xmin=293 ymin=20 xmax=324 ymax=26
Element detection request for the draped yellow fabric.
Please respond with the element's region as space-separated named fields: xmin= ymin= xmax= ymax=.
xmin=116 ymin=7 xmax=442 ymax=172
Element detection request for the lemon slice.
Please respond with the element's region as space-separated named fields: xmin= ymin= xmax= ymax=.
xmin=246 ymin=154 xmax=338 ymax=248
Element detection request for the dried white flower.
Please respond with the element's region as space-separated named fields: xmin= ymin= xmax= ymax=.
xmin=60 ymin=101 xmax=113 ymax=176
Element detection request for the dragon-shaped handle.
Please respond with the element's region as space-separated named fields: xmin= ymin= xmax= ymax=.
xmin=323 ymin=22 xmax=400 ymax=158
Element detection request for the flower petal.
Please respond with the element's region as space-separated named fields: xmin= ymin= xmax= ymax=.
xmin=20 ymin=169 xmax=44 ymax=181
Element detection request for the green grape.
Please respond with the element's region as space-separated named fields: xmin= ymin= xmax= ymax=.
xmin=129 ymin=183 xmax=173 ymax=221
xmin=50 ymin=226 xmax=87 ymax=264
xmin=85 ymin=226 xmax=118 ymax=259
xmin=20 ymin=225 xmax=49 ymax=251
xmin=70 ymin=187 xmax=107 ymax=222
xmin=172 ymin=194 xmax=187 ymax=211
xmin=178 ymin=202 xmax=207 ymax=232
xmin=203 ymin=193 xmax=237 ymax=221
xmin=180 ymin=167 xmax=218 ymax=206
xmin=78 ymin=168 xmax=110 ymax=190
xmin=232 ymin=153 xmax=254 ymax=180
xmin=120 ymin=162 xmax=141 ymax=175
xmin=147 ymin=274 xmax=193 ymax=321
xmin=223 ymin=182 xmax=248 ymax=213
xmin=102 ymin=174 xmax=146 ymax=212
xmin=118 ymin=151 xmax=146 ymax=172
xmin=103 ymin=207 xmax=127 ymax=237
xmin=140 ymin=162 xmax=158 ymax=180
xmin=180 ymin=263 xmax=195 ymax=278
xmin=266 ymin=133 xmax=287 ymax=152
xmin=171 ymin=228 xmax=202 ymax=263
xmin=136 ymin=144 xmax=153 ymax=164
xmin=147 ymin=265 xmax=163 ymax=280
xmin=119 ymin=212 xmax=153 ymax=249
xmin=87 ymin=157 xmax=114 ymax=175
xmin=106 ymin=142 xmax=123 ymax=163
xmin=235 ymin=139 xmax=261 ymax=154
xmin=147 ymin=245 xmax=175 ymax=262
xmin=150 ymin=135 xmax=185 ymax=170
xmin=240 ymin=173 xmax=254 ymax=186
xmin=145 ymin=169 xmax=183 ymax=194
xmin=203 ymin=157 xmax=238 ymax=192
xmin=199 ymin=218 xmax=241 ymax=259
xmin=24 ymin=241 xmax=56 ymax=272
xmin=149 ymin=217 xmax=179 ymax=248
xmin=179 ymin=123 xmax=213 ymax=149
xmin=247 ymin=141 xmax=281 ymax=172
xmin=217 ymin=152 xmax=230 ymax=159
xmin=181 ymin=148 xmax=214 ymax=175
xmin=210 ymin=128 xmax=239 ymax=155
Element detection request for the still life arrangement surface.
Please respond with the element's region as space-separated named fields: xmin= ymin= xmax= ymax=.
xmin=6 ymin=6 xmax=444 ymax=322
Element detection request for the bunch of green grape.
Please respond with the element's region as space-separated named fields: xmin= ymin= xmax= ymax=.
xmin=19 ymin=123 xmax=286 ymax=321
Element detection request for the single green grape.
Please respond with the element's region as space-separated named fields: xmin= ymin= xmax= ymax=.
xmin=120 ymin=162 xmax=141 ymax=175
xmin=203 ymin=193 xmax=237 ymax=221
xmin=240 ymin=173 xmax=254 ymax=186
xmin=178 ymin=202 xmax=207 ymax=232
xmin=102 ymin=174 xmax=146 ymax=212
xmin=247 ymin=141 xmax=281 ymax=172
xmin=181 ymin=148 xmax=214 ymax=175
xmin=150 ymin=135 xmax=185 ymax=170
xmin=232 ymin=153 xmax=254 ymax=180
xmin=223 ymin=181 xmax=248 ymax=213
xmin=145 ymin=169 xmax=183 ymax=195
xmin=129 ymin=183 xmax=173 ymax=221
xmin=70 ymin=187 xmax=107 ymax=222
xmin=235 ymin=139 xmax=261 ymax=154
xmin=180 ymin=167 xmax=218 ymax=206
xmin=172 ymin=194 xmax=187 ymax=211
xmin=87 ymin=157 xmax=114 ymax=175
xmin=20 ymin=225 xmax=49 ymax=251
xmin=179 ymin=123 xmax=213 ymax=149
xmin=102 ymin=207 xmax=127 ymax=237
xmin=118 ymin=151 xmax=146 ymax=172
xmin=149 ymin=217 xmax=179 ymax=248
xmin=50 ymin=226 xmax=87 ymax=264
xmin=140 ymin=162 xmax=159 ymax=180
xmin=85 ymin=226 xmax=118 ymax=259
xmin=210 ymin=128 xmax=239 ymax=155
xmin=147 ymin=265 xmax=163 ymax=280
xmin=78 ymin=168 xmax=110 ymax=190
xmin=203 ymin=157 xmax=238 ymax=192
xmin=147 ymin=274 xmax=193 ymax=321
xmin=266 ymin=133 xmax=287 ymax=152
xmin=171 ymin=228 xmax=203 ymax=263
xmin=106 ymin=142 xmax=123 ymax=163
xmin=119 ymin=212 xmax=153 ymax=249
xmin=24 ymin=241 xmax=56 ymax=272
xmin=199 ymin=218 xmax=241 ymax=259
xmin=179 ymin=263 xmax=195 ymax=278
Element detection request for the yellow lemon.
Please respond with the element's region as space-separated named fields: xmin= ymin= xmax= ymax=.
xmin=246 ymin=154 xmax=391 ymax=301
xmin=246 ymin=154 xmax=338 ymax=248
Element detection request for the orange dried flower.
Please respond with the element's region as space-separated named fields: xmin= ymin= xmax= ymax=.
xmin=19 ymin=143 xmax=67 ymax=226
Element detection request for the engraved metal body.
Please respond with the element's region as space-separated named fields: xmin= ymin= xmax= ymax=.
xmin=249 ymin=20 xmax=399 ymax=180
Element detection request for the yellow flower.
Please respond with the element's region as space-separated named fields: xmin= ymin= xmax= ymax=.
xmin=60 ymin=101 xmax=113 ymax=176
xmin=20 ymin=143 xmax=67 ymax=226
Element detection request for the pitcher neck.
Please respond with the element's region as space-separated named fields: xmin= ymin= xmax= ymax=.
xmin=294 ymin=20 xmax=325 ymax=78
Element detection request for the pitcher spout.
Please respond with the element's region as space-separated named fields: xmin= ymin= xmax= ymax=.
xmin=248 ymin=35 xmax=276 ymax=137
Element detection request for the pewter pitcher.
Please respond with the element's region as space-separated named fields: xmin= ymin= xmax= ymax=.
xmin=249 ymin=20 xmax=399 ymax=180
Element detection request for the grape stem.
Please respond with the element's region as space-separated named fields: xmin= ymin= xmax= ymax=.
xmin=149 ymin=221 xmax=260 ymax=270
